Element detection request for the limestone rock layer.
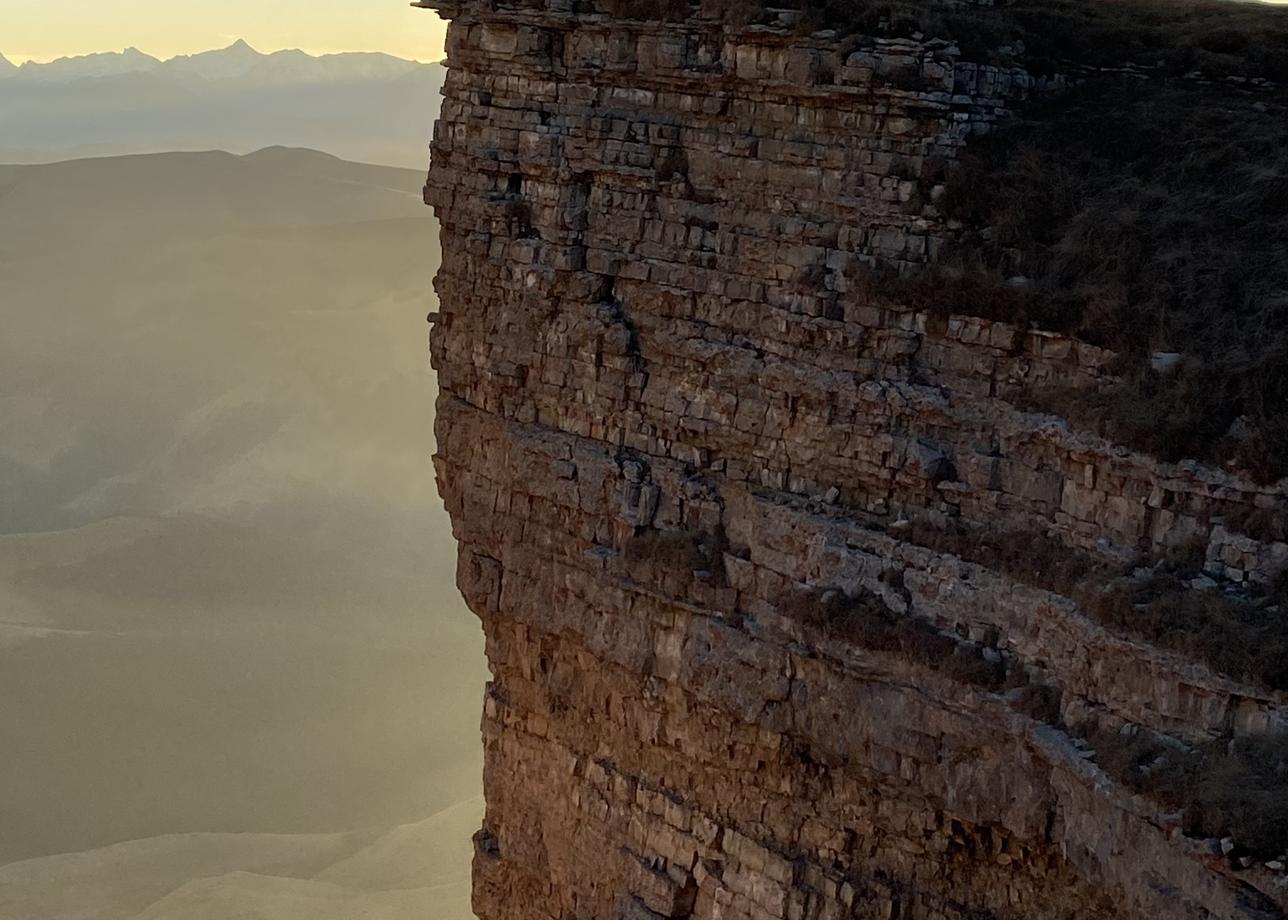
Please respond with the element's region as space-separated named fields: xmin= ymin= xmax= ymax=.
xmin=421 ymin=2 xmax=1288 ymax=917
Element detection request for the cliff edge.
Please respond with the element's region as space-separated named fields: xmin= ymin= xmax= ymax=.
xmin=421 ymin=2 xmax=1288 ymax=917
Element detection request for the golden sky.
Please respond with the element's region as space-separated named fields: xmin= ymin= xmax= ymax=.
xmin=1 ymin=0 xmax=449 ymax=63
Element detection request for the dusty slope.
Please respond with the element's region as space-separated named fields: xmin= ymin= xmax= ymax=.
xmin=0 ymin=799 xmax=483 ymax=920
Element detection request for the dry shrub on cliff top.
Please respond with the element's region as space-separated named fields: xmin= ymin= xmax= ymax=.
xmin=940 ymin=77 xmax=1288 ymax=481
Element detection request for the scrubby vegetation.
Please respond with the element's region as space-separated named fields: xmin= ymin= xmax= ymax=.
xmin=902 ymin=520 xmax=1099 ymax=596
xmin=1086 ymin=727 xmax=1288 ymax=861
xmin=939 ymin=81 xmax=1288 ymax=481
xmin=1084 ymin=566 xmax=1288 ymax=692
xmin=902 ymin=519 xmax=1288 ymax=692
xmin=1225 ymin=505 xmax=1288 ymax=546
xmin=623 ymin=527 xmax=728 ymax=582
xmin=779 ymin=583 xmax=1008 ymax=689
xmin=1008 ymin=681 xmax=1063 ymax=725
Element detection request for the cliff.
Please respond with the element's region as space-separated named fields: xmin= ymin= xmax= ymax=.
xmin=420 ymin=2 xmax=1288 ymax=917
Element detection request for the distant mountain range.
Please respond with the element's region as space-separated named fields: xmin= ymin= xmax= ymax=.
xmin=0 ymin=40 xmax=426 ymax=85
xmin=0 ymin=41 xmax=444 ymax=168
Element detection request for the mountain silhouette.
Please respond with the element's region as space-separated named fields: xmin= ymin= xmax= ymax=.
xmin=0 ymin=40 xmax=425 ymax=85
xmin=0 ymin=43 xmax=443 ymax=167
xmin=3 ymin=46 xmax=162 ymax=82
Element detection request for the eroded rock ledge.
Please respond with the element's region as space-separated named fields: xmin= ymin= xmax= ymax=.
xmin=421 ymin=2 xmax=1288 ymax=917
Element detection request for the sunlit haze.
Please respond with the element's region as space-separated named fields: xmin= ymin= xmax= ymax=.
xmin=0 ymin=0 xmax=448 ymax=63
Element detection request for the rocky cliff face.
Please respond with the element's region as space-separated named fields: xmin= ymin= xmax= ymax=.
xmin=421 ymin=2 xmax=1288 ymax=917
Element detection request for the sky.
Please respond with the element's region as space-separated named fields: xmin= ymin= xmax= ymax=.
xmin=0 ymin=0 xmax=449 ymax=63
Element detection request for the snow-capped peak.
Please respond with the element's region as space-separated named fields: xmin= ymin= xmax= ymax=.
xmin=163 ymin=39 xmax=266 ymax=81
xmin=14 ymin=47 xmax=162 ymax=82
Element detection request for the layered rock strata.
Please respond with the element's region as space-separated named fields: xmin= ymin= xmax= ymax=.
xmin=421 ymin=2 xmax=1288 ymax=917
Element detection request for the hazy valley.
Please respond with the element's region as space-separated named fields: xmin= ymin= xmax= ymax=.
xmin=0 ymin=149 xmax=481 ymax=919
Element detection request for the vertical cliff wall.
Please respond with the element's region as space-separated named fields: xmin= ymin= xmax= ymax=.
xmin=422 ymin=2 xmax=1288 ymax=917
